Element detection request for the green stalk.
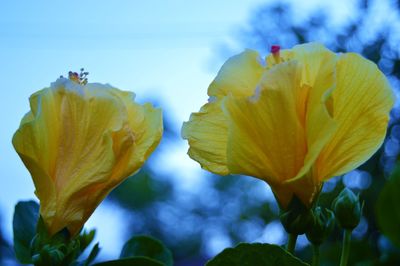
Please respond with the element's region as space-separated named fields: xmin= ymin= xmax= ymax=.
xmin=339 ymin=229 xmax=352 ymax=266
xmin=311 ymin=245 xmax=320 ymax=266
xmin=286 ymin=233 xmax=298 ymax=254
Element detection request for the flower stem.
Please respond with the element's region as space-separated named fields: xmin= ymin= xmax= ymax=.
xmin=286 ymin=233 xmax=298 ymax=254
xmin=311 ymin=245 xmax=320 ymax=266
xmin=339 ymin=229 xmax=352 ymax=266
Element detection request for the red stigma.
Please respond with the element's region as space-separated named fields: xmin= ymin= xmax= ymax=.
xmin=271 ymin=45 xmax=280 ymax=54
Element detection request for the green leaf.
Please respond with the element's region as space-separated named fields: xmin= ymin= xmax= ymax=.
xmin=78 ymin=229 xmax=97 ymax=253
xmin=93 ymin=257 xmax=163 ymax=266
xmin=376 ymin=165 xmax=400 ymax=248
xmin=119 ymin=235 xmax=173 ymax=266
xmin=84 ymin=243 xmax=100 ymax=266
xmin=13 ymin=200 xmax=39 ymax=264
xmin=206 ymin=243 xmax=309 ymax=266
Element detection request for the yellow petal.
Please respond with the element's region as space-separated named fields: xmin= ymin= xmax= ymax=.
xmin=284 ymin=43 xmax=338 ymax=184
xmin=114 ymin=101 xmax=163 ymax=180
xmin=13 ymin=89 xmax=63 ymax=222
xmin=182 ymin=49 xmax=266 ymax=174
xmin=316 ymin=53 xmax=394 ymax=180
xmin=208 ymin=49 xmax=266 ymax=98
xmin=91 ymin=86 xmax=163 ymax=180
xmin=223 ymin=60 xmax=307 ymax=184
xmin=266 ymin=43 xmax=336 ymax=86
xmin=62 ymin=84 xmax=161 ymax=235
xmin=182 ymin=100 xmax=229 ymax=175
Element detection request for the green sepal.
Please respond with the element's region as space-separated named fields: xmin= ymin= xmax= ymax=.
xmin=119 ymin=235 xmax=173 ymax=266
xmin=13 ymin=200 xmax=39 ymax=264
xmin=280 ymin=196 xmax=314 ymax=235
xmin=31 ymin=244 xmax=65 ymax=265
xmin=206 ymin=243 xmax=309 ymax=266
xmin=77 ymin=230 xmax=97 ymax=255
xmin=32 ymin=218 xmax=97 ymax=266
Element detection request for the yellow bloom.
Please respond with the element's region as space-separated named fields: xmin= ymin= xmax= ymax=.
xmin=13 ymin=77 xmax=163 ymax=236
xmin=182 ymin=43 xmax=394 ymax=209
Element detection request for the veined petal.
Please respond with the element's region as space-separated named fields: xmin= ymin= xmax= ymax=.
xmin=182 ymin=100 xmax=229 ymax=175
xmin=284 ymin=43 xmax=338 ymax=184
xmin=12 ymin=136 xmax=57 ymax=224
xmin=34 ymin=82 xmax=126 ymax=234
xmin=91 ymin=86 xmax=163 ymax=181
xmin=224 ymin=61 xmax=307 ymax=184
xmin=208 ymin=49 xmax=266 ymax=98
xmin=316 ymin=53 xmax=394 ymax=180
xmin=58 ymin=85 xmax=162 ymax=235
xmin=54 ymin=85 xmax=125 ymax=193
xmin=13 ymin=87 xmax=65 ymax=222
xmin=272 ymin=43 xmax=336 ymax=86
xmin=116 ymin=102 xmax=163 ymax=180
xmin=182 ymin=49 xmax=266 ymax=175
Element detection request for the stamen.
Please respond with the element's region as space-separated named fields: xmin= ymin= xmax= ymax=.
xmin=271 ymin=45 xmax=280 ymax=54
xmin=271 ymin=45 xmax=281 ymax=64
xmin=66 ymin=68 xmax=89 ymax=85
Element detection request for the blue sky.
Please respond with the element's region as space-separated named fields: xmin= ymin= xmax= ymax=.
xmin=0 ymin=0 xmax=270 ymax=259
xmin=0 ymin=0 xmax=367 ymax=260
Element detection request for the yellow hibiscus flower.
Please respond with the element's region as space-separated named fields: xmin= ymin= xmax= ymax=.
xmin=13 ymin=76 xmax=163 ymax=236
xmin=182 ymin=43 xmax=394 ymax=209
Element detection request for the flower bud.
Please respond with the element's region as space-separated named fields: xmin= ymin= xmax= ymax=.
xmin=306 ymin=207 xmax=335 ymax=246
xmin=332 ymin=188 xmax=361 ymax=230
xmin=280 ymin=196 xmax=314 ymax=235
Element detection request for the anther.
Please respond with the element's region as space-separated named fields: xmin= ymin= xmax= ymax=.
xmin=66 ymin=68 xmax=89 ymax=85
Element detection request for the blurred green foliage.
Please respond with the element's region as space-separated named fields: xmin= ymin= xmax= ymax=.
xmin=377 ymin=165 xmax=400 ymax=249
